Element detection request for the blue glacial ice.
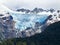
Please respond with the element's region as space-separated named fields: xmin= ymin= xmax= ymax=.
xmin=10 ymin=13 xmax=49 ymax=31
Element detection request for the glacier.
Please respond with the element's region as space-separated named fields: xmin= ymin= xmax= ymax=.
xmin=10 ymin=13 xmax=49 ymax=31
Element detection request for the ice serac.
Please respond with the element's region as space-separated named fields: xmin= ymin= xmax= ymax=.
xmin=11 ymin=13 xmax=49 ymax=31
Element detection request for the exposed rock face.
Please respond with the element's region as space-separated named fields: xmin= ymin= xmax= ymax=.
xmin=16 ymin=8 xmax=55 ymax=14
xmin=0 ymin=13 xmax=16 ymax=39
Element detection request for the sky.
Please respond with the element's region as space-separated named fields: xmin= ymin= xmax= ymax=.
xmin=0 ymin=0 xmax=60 ymax=10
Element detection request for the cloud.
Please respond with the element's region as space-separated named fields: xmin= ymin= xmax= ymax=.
xmin=0 ymin=0 xmax=60 ymax=10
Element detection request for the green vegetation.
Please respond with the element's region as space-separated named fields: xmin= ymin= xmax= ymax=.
xmin=0 ymin=21 xmax=60 ymax=45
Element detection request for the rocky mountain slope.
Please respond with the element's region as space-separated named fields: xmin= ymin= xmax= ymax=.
xmin=0 ymin=4 xmax=60 ymax=41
